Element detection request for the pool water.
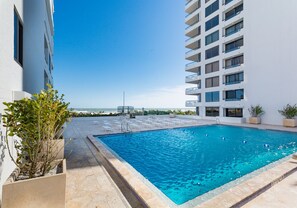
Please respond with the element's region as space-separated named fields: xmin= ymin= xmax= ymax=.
xmin=97 ymin=125 xmax=297 ymax=205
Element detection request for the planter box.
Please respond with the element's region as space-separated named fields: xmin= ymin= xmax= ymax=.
xmin=249 ymin=117 xmax=261 ymax=124
xmin=283 ymin=119 xmax=297 ymax=127
xmin=2 ymin=159 xmax=66 ymax=208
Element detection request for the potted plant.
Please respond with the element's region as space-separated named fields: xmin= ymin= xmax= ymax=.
xmin=1 ymin=86 xmax=70 ymax=208
xmin=248 ymin=105 xmax=265 ymax=124
xmin=278 ymin=104 xmax=297 ymax=127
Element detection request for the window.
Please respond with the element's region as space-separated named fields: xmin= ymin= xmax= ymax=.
xmin=205 ymin=76 xmax=219 ymax=88
xmin=196 ymin=107 xmax=199 ymax=116
xmin=205 ymin=30 xmax=219 ymax=45
xmin=44 ymin=71 xmax=49 ymax=89
xmin=205 ymin=0 xmax=219 ymax=17
xmin=225 ymin=21 xmax=243 ymax=37
xmin=225 ymin=72 xmax=244 ymax=85
xmin=225 ymin=4 xmax=243 ymax=21
xmin=205 ymin=15 xmax=219 ymax=31
xmin=225 ymin=0 xmax=234 ymax=5
xmin=206 ymin=45 xmax=219 ymax=59
xmin=225 ymin=108 xmax=243 ymax=117
xmin=225 ymin=38 xmax=243 ymax=53
xmin=44 ymin=36 xmax=49 ymax=64
xmin=14 ymin=9 xmax=23 ymax=66
xmin=205 ymin=61 xmax=219 ymax=74
xmin=49 ymin=55 xmax=52 ymax=73
xmin=206 ymin=107 xmax=220 ymax=117
xmin=225 ymin=55 xmax=244 ymax=69
xmin=225 ymin=89 xmax=244 ymax=101
xmin=206 ymin=91 xmax=220 ymax=102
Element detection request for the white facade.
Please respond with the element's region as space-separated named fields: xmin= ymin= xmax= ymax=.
xmin=185 ymin=0 xmax=297 ymax=125
xmin=0 ymin=0 xmax=54 ymax=199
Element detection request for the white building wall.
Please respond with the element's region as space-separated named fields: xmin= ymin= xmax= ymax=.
xmin=0 ymin=0 xmax=24 ymax=198
xmin=245 ymin=0 xmax=297 ymax=125
xmin=185 ymin=0 xmax=297 ymax=125
xmin=0 ymin=0 xmax=54 ymax=200
xmin=23 ymin=0 xmax=54 ymax=95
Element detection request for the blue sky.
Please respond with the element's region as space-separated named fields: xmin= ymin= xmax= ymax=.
xmin=54 ymin=0 xmax=188 ymax=108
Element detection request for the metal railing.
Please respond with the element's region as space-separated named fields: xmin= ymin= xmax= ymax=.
xmin=186 ymin=87 xmax=201 ymax=94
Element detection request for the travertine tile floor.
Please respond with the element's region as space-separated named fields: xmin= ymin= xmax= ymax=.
xmin=64 ymin=121 xmax=131 ymax=208
xmin=242 ymin=170 xmax=297 ymax=208
xmin=63 ymin=116 xmax=297 ymax=208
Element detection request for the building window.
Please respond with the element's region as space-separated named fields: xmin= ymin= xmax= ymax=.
xmin=44 ymin=71 xmax=49 ymax=89
xmin=225 ymin=21 xmax=243 ymax=37
xmin=224 ymin=0 xmax=234 ymax=5
xmin=44 ymin=36 xmax=49 ymax=64
xmin=205 ymin=30 xmax=219 ymax=46
xmin=196 ymin=107 xmax=199 ymax=116
xmin=205 ymin=76 xmax=219 ymax=88
xmin=14 ymin=9 xmax=23 ymax=66
xmin=225 ymin=89 xmax=244 ymax=101
xmin=205 ymin=61 xmax=219 ymax=74
xmin=206 ymin=91 xmax=220 ymax=102
xmin=225 ymin=55 xmax=244 ymax=69
xmin=225 ymin=4 xmax=243 ymax=21
xmin=205 ymin=0 xmax=219 ymax=17
xmin=206 ymin=45 xmax=219 ymax=59
xmin=205 ymin=15 xmax=219 ymax=31
xmin=225 ymin=72 xmax=244 ymax=85
xmin=225 ymin=108 xmax=243 ymax=117
xmin=225 ymin=38 xmax=243 ymax=53
xmin=206 ymin=107 xmax=220 ymax=117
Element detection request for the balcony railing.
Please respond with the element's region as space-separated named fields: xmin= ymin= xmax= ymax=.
xmin=186 ymin=87 xmax=201 ymax=95
xmin=224 ymin=63 xmax=243 ymax=69
xmin=186 ymin=100 xmax=201 ymax=107
xmin=185 ymin=73 xmax=201 ymax=83
xmin=186 ymin=0 xmax=194 ymax=6
xmin=224 ymin=45 xmax=243 ymax=53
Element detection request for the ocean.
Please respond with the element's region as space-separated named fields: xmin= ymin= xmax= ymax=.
xmin=71 ymin=108 xmax=195 ymax=113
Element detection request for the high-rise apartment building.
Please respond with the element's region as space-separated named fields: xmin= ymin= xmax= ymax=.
xmin=0 ymin=0 xmax=54 ymax=197
xmin=185 ymin=0 xmax=297 ymax=125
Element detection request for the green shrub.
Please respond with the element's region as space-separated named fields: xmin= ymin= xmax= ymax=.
xmin=278 ymin=104 xmax=297 ymax=119
xmin=248 ymin=105 xmax=265 ymax=117
xmin=2 ymin=85 xmax=70 ymax=179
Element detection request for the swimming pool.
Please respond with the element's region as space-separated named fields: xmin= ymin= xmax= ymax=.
xmin=97 ymin=125 xmax=297 ymax=205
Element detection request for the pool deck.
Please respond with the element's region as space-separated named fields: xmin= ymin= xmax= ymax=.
xmin=64 ymin=116 xmax=297 ymax=208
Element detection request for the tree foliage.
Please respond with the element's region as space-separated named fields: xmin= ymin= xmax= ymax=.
xmin=2 ymin=85 xmax=70 ymax=179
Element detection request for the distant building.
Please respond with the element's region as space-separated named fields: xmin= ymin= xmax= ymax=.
xmin=0 ymin=0 xmax=54 ymax=198
xmin=185 ymin=0 xmax=297 ymax=125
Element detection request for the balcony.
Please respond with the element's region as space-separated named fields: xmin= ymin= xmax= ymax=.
xmin=186 ymin=100 xmax=201 ymax=107
xmin=185 ymin=62 xmax=200 ymax=73
xmin=185 ymin=73 xmax=201 ymax=84
xmin=185 ymin=9 xmax=199 ymax=26
xmin=185 ymin=0 xmax=201 ymax=15
xmin=186 ymin=49 xmax=201 ymax=62
xmin=186 ymin=36 xmax=200 ymax=50
xmin=185 ymin=22 xmax=200 ymax=38
xmin=186 ymin=87 xmax=201 ymax=95
xmin=224 ymin=3 xmax=243 ymax=21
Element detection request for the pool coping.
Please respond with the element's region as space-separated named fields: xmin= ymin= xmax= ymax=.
xmin=87 ymin=125 xmax=297 ymax=208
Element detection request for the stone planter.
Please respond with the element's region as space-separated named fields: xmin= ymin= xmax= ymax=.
xmin=283 ymin=119 xmax=297 ymax=127
xmin=249 ymin=117 xmax=261 ymax=124
xmin=2 ymin=159 xmax=66 ymax=208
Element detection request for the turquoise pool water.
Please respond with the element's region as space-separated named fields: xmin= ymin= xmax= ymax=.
xmin=97 ymin=125 xmax=297 ymax=205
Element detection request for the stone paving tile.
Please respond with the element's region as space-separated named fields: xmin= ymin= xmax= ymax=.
xmin=64 ymin=121 xmax=131 ymax=208
xmin=242 ymin=171 xmax=297 ymax=208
